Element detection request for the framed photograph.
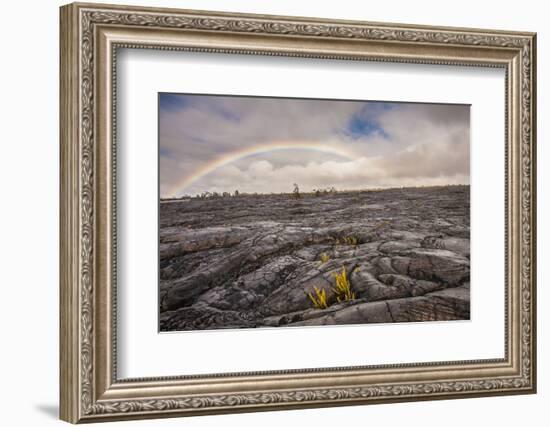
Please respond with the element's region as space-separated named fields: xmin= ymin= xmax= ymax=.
xmin=60 ymin=2 xmax=537 ymax=423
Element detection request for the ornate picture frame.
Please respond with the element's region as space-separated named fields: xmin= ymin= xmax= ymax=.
xmin=60 ymin=2 xmax=536 ymax=423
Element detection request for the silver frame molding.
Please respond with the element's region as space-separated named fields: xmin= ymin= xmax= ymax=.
xmin=60 ymin=2 xmax=537 ymax=423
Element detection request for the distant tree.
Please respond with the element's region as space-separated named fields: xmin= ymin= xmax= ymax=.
xmin=222 ymin=192 xmax=231 ymax=198
xmin=293 ymin=183 xmax=301 ymax=198
xmin=234 ymin=189 xmax=239 ymax=197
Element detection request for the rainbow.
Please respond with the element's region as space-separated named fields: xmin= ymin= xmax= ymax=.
xmin=167 ymin=141 xmax=355 ymax=197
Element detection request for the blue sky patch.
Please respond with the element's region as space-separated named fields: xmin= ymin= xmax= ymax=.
xmin=159 ymin=94 xmax=192 ymax=112
xmin=344 ymin=103 xmax=393 ymax=139
xmin=347 ymin=116 xmax=389 ymax=139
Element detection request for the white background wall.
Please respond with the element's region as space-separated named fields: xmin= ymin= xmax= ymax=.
xmin=0 ymin=0 xmax=546 ymax=426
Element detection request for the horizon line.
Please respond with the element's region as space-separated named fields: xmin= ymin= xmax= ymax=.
xmin=160 ymin=183 xmax=470 ymax=201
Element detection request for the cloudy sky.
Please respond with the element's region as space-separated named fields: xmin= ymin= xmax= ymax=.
xmin=159 ymin=93 xmax=470 ymax=198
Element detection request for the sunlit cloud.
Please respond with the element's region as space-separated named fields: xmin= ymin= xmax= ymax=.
xmin=159 ymin=93 xmax=470 ymax=197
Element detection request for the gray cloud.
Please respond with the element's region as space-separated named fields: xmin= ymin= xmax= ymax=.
xmin=159 ymin=94 xmax=469 ymax=197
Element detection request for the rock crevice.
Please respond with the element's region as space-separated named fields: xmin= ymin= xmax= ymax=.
xmin=160 ymin=186 xmax=470 ymax=331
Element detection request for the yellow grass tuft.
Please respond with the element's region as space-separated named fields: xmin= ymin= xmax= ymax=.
xmin=320 ymin=253 xmax=330 ymax=264
xmin=332 ymin=266 xmax=356 ymax=303
xmin=307 ymin=286 xmax=329 ymax=309
xmin=334 ymin=235 xmax=359 ymax=246
xmin=344 ymin=236 xmax=358 ymax=245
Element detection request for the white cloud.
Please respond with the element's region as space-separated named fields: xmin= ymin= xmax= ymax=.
xmin=159 ymin=94 xmax=470 ymax=197
xmin=185 ymin=141 xmax=469 ymax=196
